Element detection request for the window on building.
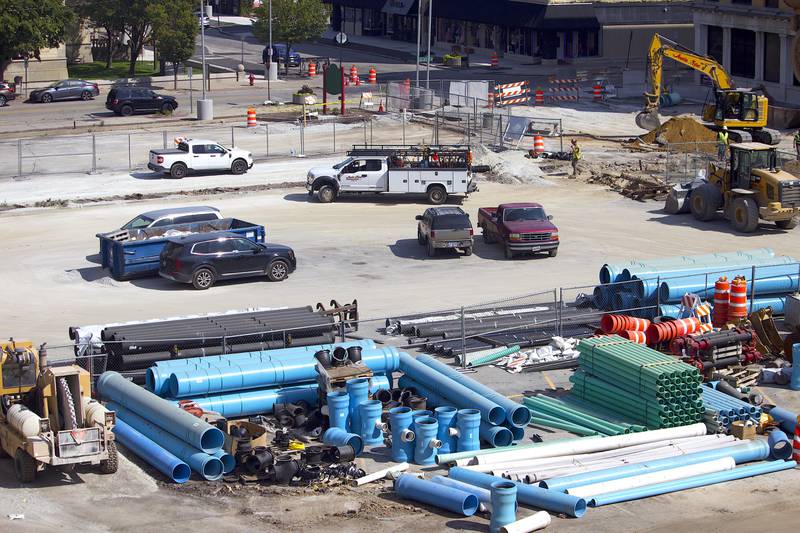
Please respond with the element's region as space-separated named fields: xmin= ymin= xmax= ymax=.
xmin=764 ymin=32 xmax=780 ymax=83
xmin=707 ymin=26 xmax=723 ymax=65
xmin=765 ymin=0 xmax=779 ymax=7
xmin=730 ymin=28 xmax=755 ymax=78
xmin=730 ymin=0 xmax=751 ymax=4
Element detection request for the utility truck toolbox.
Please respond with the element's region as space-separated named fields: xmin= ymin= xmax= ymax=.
xmin=306 ymin=144 xmax=477 ymax=204
xmin=98 ymin=218 xmax=265 ymax=280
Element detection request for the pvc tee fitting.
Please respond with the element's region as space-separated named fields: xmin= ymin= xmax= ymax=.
xmin=389 ymin=406 xmax=417 ymax=463
xmin=327 ymin=390 xmax=350 ymax=431
xmin=456 ymin=409 xmax=481 ymax=452
xmin=435 ymin=406 xmax=458 ymax=455
xmin=414 ymin=416 xmax=442 ymax=465
xmin=346 ymin=378 xmax=370 ymax=437
xmin=359 ymin=399 xmax=386 ymax=446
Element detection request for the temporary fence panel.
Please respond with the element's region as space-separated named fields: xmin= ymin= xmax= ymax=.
xmin=495 ymin=81 xmax=531 ymax=107
xmin=449 ymin=81 xmax=491 ymax=108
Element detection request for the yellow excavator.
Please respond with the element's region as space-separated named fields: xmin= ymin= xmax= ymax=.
xmin=636 ymin=34 xmax=780 ymax=145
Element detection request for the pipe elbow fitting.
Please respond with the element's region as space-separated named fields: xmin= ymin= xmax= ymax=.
xmin=401 ymin=429 xmax=416 ymax=442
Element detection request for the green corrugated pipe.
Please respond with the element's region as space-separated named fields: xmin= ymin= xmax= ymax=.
xmin=525 ymin=409 xmax=601 ymax=434
xmin=469 ymin=345 xmax=521 ymax=367
xmin=523 ymin=396 xmax=628 ymax=435
xmin=524 ymin=401 xmax=618 ymax=436
xmin=529 ymin=416 xmax=600 ymax=436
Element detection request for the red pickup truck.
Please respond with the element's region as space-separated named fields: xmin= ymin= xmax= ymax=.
xmin=477 ymin=203 xmax=559 ymax=259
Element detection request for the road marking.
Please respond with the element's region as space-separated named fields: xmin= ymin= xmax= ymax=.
xmin=543 ymin=372 xmax=556 ymax=390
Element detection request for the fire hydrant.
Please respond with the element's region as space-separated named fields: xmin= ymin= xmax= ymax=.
xmin=249 ymin=73 xmax=255 ymax=86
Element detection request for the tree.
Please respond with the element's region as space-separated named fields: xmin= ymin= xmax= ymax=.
xmin=0 ymin=0 xmax=75 ymax=80
xmin=76 ymin=0 xmax=126 ymax=69
xmin=120 ymin=0 xmax=155 ymax=76
xmin=252 ymin=0 xmax=330 ymax=75
xmin=148 ymin=0 xmax=197 ymax=87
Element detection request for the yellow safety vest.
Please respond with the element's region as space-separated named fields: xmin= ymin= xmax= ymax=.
xmin=718 ymin=131 xmax=729 ymax=145
xmin=794 ymin=132 xmax=800 ymax=144
xmin=572 ymin=147 xmax=582 ymax=161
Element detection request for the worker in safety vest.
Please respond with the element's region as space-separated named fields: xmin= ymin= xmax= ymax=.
xmin=570 ymin=139 xmax=581 ymax=177
xmin=717 ymin=126 xmax=729 ymax=161
xmin=794 ymin=130 xmax=800 ymax=160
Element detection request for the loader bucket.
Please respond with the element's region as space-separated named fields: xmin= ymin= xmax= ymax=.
xmin=636 ymin=110 xmax=661 ymax=131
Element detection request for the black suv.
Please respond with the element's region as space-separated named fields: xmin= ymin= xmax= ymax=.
xmin=159 ymin=232 xmax=296 ymax=290
xmin=416 ymin=206 xmax=474 ymax=257
xmin=106 ymin=87 xmax=178 ymax=116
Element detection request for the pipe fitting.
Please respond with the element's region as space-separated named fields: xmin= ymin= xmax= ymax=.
xmin=434 ymin=405 xmax=458 ymax=454
xmin=490 ymin=481 xmax=518 ymax=533
xmin=322 ymin=427 xmax=364 ymax=456
xmin=326 ymin=390 xmax=350 ymax=431
xmin=359 ymin=399 xmax=385 ymax=446
xmin=389 ymin=406 xmax=416 ymax=463
xmin=456 ymin=409 xmax=481 ymax=452
xmin=346 ymin=378 xmax=370 ymax=437
xmin=429 ymin=438 xmax=443 ymax=449
xmin=413 ymin=416 xmax=440 ymax=465
xmin=400 ymin=428 xmax=415 ymax=442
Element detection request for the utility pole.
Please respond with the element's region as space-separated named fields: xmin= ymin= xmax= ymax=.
xmin=426 ymin=0 xmax=432 ymax=89
xmin=200 ymin=0 xmax=206 ymax=99
xmin=267 ymin=0 xmax=273 ymax=102
xmin=415 ymin=0 xmax=421 ymax=87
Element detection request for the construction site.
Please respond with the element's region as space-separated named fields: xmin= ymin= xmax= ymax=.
xmin=2 ymin=29 xmax=800 ymax=533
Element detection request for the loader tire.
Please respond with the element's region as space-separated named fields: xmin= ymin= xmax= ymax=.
xmin=14 ymin=449 xmax=37 ymax=483
xmin=100 ymin=441 xmax=119 ymax=474
xmin=690 ymin=184 xmax=721 ymax=222
xmin=730 ymin=197 xmax=759 ymax=233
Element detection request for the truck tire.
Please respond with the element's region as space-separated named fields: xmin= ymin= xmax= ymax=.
xmin=482 ymin=227 xmax=495 ymax=244
xmin=120 ymin=104 xmax=133 ymax=116
xmin=730 ymin=197 xmax=759 ymax=233
xmin=690 ymin=184 xmax=721 ymax=222
xmin=417 ymin=229 xmax=426 ymax=245
xmin=775 ymin=217 xmax=799 ymax=230
xmin=427 ymin=241 xmax=436 ymax=257
xmin=160 ymin=102 xmax=174 ymax=114
xmin=267 ymin=259 xmax=290 ymax=282
xmin=192 ymin=267 xmax=215 ymax=290
xmin=170 ymin=162 xmax=188 ymax=179
xmin=427 ymin=186 xmax=447 ymax=205
xmin=317 ymin=185 xmax=336 ymax=203
xmin=504 ymin=245 xmax=514 ymax=259
xmin=14 ymin=449 xmax=37 ymax=483
xmin=548 ymin=248 xmax=558 ymax=258
xmin=100 ymin=441 xmax=118 ymax=474
xmin=231 ymin=158 xmax=248 ymax=175
xmin=463 ymin=246 xmax=473 ymax=256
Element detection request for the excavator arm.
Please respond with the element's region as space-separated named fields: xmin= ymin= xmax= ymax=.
xmin=637 ymin=34 xmax=735 ymax=130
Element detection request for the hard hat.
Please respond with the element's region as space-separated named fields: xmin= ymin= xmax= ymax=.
xmin=722 ymin=126 xmax=728 ymax=130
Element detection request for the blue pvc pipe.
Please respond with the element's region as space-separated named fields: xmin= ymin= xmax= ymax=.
xmin=457 ymin=409 xmax=481 ymax=452
xmin=168 ymin=347 xmax=399 ymax=398
xmin=183 ymin=376 xmax=390 ymax=418
xmin=347 ymin=377 xmax=370 ymax=437
xmin=108 ymin=402 xmax=224 ymax=481
xmin=431 ymin=475 xmax=493 ymax=512
xmin=588 ymin=460 xmax=797 ymax=507
xmin=98 ymin=371 xmax=224 ymax=453
xmin=398 ymin=376 xmax=511 ymax=448
xmin=145 ymin=340 xmax=376 ymax=395
xmin=411 ymin=409 xmax=434 ymax=420
xmin=322 ymin=427 xmax=364 ymax=456
xmin=792 ymin=343 xmax=800 ymax=391
xmin=359 ymin=400 xmax=385 ymax=446
xmin=435 ymin=406 xmax=459 ymax=454
xmin=112 ymin=417 xmax=191 ymax=483
xmin=490 ymin=481 xmax=518 ymax=533
xmin=327 ymin=390 xmax=350 ymax=431
xmin=417 ymin=355 xmax=528 ymax=427
xmin=448 ymin=467 xmax=587 ymax=518
xmin=540 ymin=439 xmax=769 ymax=492
xmin=399 ymin=353 xmax=506 ymax=425
xmin=502 ymin=422 xmax=525 ymax=442
xmin=414 ymin=416 xmax=440 ymax=465
xmin=394 ymin=474 xmax=479 ymax=517
xmin=622 ymin=252 xmax=789 ymax=282
xmin=769 ymin=406 xmax=798 ymax=434
xmin=389 ymin=406 xmax=416 ymax=463
xmin=213 ymin=449 xmax=236 ymax=474
xmin=768 ymin=430 xmax=792 ymax=461
xmin=658 ymin=265 xmax=800 ymax=303
xmin=658 ymin=296 xmax=786 ymax=318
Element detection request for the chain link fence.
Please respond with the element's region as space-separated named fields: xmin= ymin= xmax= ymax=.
xmin=661 ymin=142 xmax=800 ymax=184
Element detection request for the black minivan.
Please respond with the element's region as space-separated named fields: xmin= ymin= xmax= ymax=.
xmin=106 ymin=87 xmax=178 ymax=116
xmin=159 ymin=232 xmax=296 ymax=290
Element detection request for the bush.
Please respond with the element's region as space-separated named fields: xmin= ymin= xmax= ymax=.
xmin=297 ymin=85 xmax=315 ymax=95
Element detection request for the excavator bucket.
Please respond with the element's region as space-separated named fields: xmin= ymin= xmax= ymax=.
xmin=636 ymin=110 xmax=661 ymax=131
xmin=749 ymin=308 xmax=785 ymax=357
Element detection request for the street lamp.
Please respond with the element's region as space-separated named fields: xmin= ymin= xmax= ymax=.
xmin=267 ymin=0 xmax=273 ymax=102
xmin=415 ymin=0 xmax=421 ymax=87
xmin=200 ymin=0 xmax=206 ymax=100
xmin=426 ymin=0 xmax=432 ymax=89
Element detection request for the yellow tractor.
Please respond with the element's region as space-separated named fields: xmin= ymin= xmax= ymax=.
xmin=0 ymin=339 xmax=117 ymax=482
xmin=689 ymin=143 xmax=800 ymax=232
xmin=636 ymin=34 xmax=780 ymax=145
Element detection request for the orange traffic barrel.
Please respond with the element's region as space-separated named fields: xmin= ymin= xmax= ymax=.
xmin=368 ymin=67 xmax=377 ymax=84
xmin=729 ymin=276 xmax=748 ymax=320
xmin=308 ymin=62 xmax=317 ymax=77
xmin=490 ymin=52 xmax=499 ymax=69
xmin=535 ymin=88 xmax=544 ymax=105
xmin=487 ymin=90 xmax=494 ymax=109
xmin=620 ymin=330 xmax=647 ymax=344
xmin=592 ymin=81 xmax=603 ymax=102
xmin=246 ymin=107 xmax=257 ymax=127
xmin=533 ymin=135 xmax=545 ymax=154
xmin=646 ymin=317 xmax=699 ymax=344
xmin=712 ymin=276 xmax=730 ymax=327
xmin=600 ymin=313 xmax=629 ymax=333
xmin=350 ymin=64 xmax=358 ymax=83
xmin=672 ymin=317 xmax=700 ymax=337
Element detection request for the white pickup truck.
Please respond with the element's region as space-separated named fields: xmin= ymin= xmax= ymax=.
xmin=306 ymin=144 xmax=476 ymax=204
xmin=148 ymin=138 xmax=254 ymax=179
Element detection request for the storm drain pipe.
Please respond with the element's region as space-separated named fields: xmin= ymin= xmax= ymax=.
xmin=112 ymin=418 xmax=191 ymax=483
xmin=394 ymin=473 xmax=479 ymax=517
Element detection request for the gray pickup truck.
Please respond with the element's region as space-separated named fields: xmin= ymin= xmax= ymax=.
xmin=416 ymin=207 xmax=474 ymax=257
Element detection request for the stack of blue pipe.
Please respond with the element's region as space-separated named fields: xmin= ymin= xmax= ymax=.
xmin=97 ymin=371 xmax=231 ymax=483
xmin=143 ymin=340 xmax=395 ymax=418
xmin=593 ymin=249 xmax=798 ymax=319
xmin=700 ymin=383 xmax=761 ymax=432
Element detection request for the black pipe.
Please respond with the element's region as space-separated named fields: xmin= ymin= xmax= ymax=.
xmin=273 ymin=455 xmax=299 ymax=484
xmin=347 ymin=346 xmax=362 ymax=363
xmin=331 ymin=346 xmax=349 ymax=366
xmin=303 ymin=445 xmax=324 ymax=465
xmin=375 ymin=388 xmax=393 ymax=405
xmin=329 ymin=444 xmax=355 ymax=463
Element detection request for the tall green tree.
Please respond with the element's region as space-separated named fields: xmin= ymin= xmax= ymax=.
xmin=252 ymin=0 xmax=329 ymax=74
xmin=148 ymin=0 xmax=197 ymax=87
xmin=0 ymin=0 xmax=75 ymax=79
xmin=76 ymin=0 xmax=125 ymax=69
xmin=120 ymin=0 xmax=155 ymax=76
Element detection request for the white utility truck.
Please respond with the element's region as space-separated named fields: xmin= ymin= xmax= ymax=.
xmin=148 ymin=138 xmax=254 ymax=179
xmin=306 ymin=144 xmax=476 ymax=204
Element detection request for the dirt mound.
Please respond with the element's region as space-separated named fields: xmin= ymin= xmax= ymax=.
xmin=640 ymin=116 xmax=717 ymax=146
xmin=783 ymin=160 xmax=800 ymax=177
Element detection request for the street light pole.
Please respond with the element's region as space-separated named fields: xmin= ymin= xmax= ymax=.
xmin=426 ymin=0 xmax=432 ymax=89
xmin=267 ymin=0 xmax=273 ymax=102
xmin=200 ymin=0 xmax=206 ymax=99
xmin=415 ymin=0 xmax=421 ymax=87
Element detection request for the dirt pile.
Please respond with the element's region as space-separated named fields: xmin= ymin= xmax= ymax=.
xmin=640 ymin=116 xmax=717 ymax=145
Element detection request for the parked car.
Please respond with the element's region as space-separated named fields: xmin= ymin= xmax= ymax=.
xmin=120 ymin=206 xmax=222 ymax=230
xmin=148 ymin=138 xmax=253 ymax=178
xmin=194 ymin=11 xmax=211 ymax=27
xmin=416 ymin=207 xmax=473 ymax=257
xmin=159 ymin=232 xmax=296 ymax=289
xmin=262 ymin=44 xmax=301 ymax=66
xmin=0 ymin=82 xmax=15 ymax=106
xmin=106 ymin=86 xmax=178 ymax=116
xmin=477 ymin=203 xmax=559 ymax=259
xmin=29 ymin=79 xmax=99 ymax=103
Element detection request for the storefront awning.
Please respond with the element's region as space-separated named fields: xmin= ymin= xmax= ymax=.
xmin=432 ymin=0 xmax=545 ymax=27
xmin=382 ymin=0 xmax=418 ymax=15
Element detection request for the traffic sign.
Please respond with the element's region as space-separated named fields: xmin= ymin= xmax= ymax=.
xmin=336 ymin=32 xmax=348 ymax=45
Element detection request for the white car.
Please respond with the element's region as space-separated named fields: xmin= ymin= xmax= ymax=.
xmin=148 ymin=138 xmax=254 ymax=179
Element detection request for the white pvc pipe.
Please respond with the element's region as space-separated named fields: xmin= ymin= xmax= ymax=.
xmin=567 ymin=457 xmax=736 ymax=498
xmin=351 ymin=462 xmax=409 ymax=486
xmin=500 ymin=511 xmax=552 ymax=533
xmin=474 ymin=424 xmax=707 ymax=466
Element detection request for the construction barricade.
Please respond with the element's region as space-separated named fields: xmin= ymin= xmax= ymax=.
xmin=494 ymin=81 xmax=530 ymax=107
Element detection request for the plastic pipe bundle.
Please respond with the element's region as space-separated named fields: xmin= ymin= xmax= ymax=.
xmin=490 ymin=481 xmax=518 ymax=533
xmin=658 ymin=266 xmax=800 ymax=303
xmin=523 ymin=396 xmax=629 ymax=436
xmin=394 ymin=474 xmax=479 ymax=516
xmin=448 ymin=467 xmax=587 ymax=518
xmin=97 ymin=371 xmax=225 ymax=453
xmin=701 ymin=385 xmax=761 ymax=430
xmin=588 ymin=460 xmax=796 ymax=507
xmin=112 ymin=418 xmax=191 ymax=483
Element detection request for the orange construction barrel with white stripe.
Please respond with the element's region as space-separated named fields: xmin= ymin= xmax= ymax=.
xmin=350 ymin=64 xmax=359 ymax=84
xmin=729 ymin=276 xmax=748 ymax=320
xmin=487 ymin=90 xmax=494 ymax=108
xmin=308 ymin=62 xmax=317 ymax=77
xmin=620 ymin=330 xmax=647 ymax=344
xmin=368 ymin=67 xmax=377 ymax=84
xmin=490 ymin=52 xmax=498 ymax=69
xmin=246 ymin=107 xmax=257 ymax=127
xmin=593 ymin=81 xmax=603 ymax=102
xmin=535 ymin=88 xmax=544 ymax=105
xmin=533 ymin=135 xmax=545 ymax=154
xmin=712 ymin=276 xmax=730 ymax=327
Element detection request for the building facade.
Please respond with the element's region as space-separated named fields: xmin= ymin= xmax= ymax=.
xmin=693 ymin=0 xmax=799 ymax=105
